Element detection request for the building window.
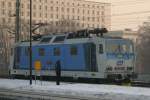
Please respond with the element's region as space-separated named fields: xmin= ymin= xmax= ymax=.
xmin=27 ymin=4 xmax=30 ymax=9
xmin=1 ymin=1 xmax=5 ymax=8
xmin=87 ymin=10 xmax=90 ymax=14
xmin=102 ymin=6 xmax=104 ymax=9
xmin=83 ymin=10 xmax=84 ymax=14
xmin=51 ymin=7 xmax=53 ymax=11
xmin=97 ymin=24 xmax=99 ymax=28
xmin=2 ymin=9 xmax=5 ymax=15
xmin=102 ymin=18 xmax=105 ymax=22
xmin=45 ymin=6 xmax=47 ymax=10
xmin=67 ymin=2 xmax=70 ymax=5
xmin=33 ymin=12 xmax=36 ymax=17
xmin=92 ymin=17 xmax=95 ymax=21
xmin=92 ymin=24 xmax=94 ymax=27
xmin=82 ymin=16 xmax=85 ymax=21
xmin=33 ymin=5 xmax=36 ymax=10
xmin=56 ymin=14 xmax=58 ymax=19
xmin=21 ymin=12 xmax=24 ymax=16
xmin=51 ymin=14 xmax=53 ymax=18
xmin=77 ymin=23 xmax=79 ymax=27
xmin=8 ymin=2 xmax=12 ymax=7
xmin=61 ymin=15 xmax=64 ymax=19
xmin=77 ymin=9 xmax=80 ymax=13
xmin=97 ymin=11 xmax=99 ymax=15
xmin=8 ymin=18 xmax=11 ymax=23
xmin=82 ymin=23 xmax=84 ymax=27
xmin=78 ymin=16 xmax=80 ymax=20
xmin=39 ymin=5 xmax=42 ymax=10
xmin=72 ymin=3 xmax=74 ymax=6
xmin=39 ymin=13 xmax=42 ymax=17
xmin=21 ymin=4 xmax=24 ymax=8
xmin=70 ymin=46 xmax=78 ymax=56
xmin=102 ymin=11 xmax=104 ymax=15
xmin=45 ymin=13 xmax=47 ymax=18
xmin=56 ymin=7 xmax=59 ymax=11
xmin=61 ymin=7 xmax=64 ymax=12
xmin=67 ymin=8 xmax=69 ymax=13
xmin=27 ymin=12 xmax=30 ymax=17
xmin=88 ymin=17 xmax=90 ymax=21
xmin=92 ymin=10 xmax=95 ymax=14
xmin=72 ymin=8 xmax=74 ymax=13
xmin=39 ymin=48 xmax=45 ymax=56
xmin=97 ymin=18 xmax=99 ymax=22
xmin=72 ymin=16 xmax=74 ymax=20
xmin=54 ymin=48 xmax=60 ymax=56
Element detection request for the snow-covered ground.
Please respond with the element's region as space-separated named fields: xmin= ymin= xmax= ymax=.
xmin=0 ymin=78 xmax=150 ymax=100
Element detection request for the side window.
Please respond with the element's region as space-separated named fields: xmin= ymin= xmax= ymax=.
xmin=25 ymin=47 xmax=30 ymax=56
xmin=99 ymin=44 xmax=103 ymax=54
xmin=70 ymin=46 xmax=78 ymax=56
xmin=39 ymin=48 xmax=45 ymax=56
xmin=54 ymin=47 xmax=60 ymax=56
xmin=53 ymin=36 xmax=65 ymax=42
xmin=40 ymin=37 xmax=52 ymax=43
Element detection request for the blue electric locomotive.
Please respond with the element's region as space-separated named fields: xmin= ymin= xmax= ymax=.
xmin=9 ymin=28 xmax=135 ymax=80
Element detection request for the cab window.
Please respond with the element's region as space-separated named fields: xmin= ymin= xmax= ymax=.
xmin=99 ymin=44 xmax=103 ymax=54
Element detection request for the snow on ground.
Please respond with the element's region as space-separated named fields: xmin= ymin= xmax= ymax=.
xmin=0 ymin=78 xmax=150 ymax=100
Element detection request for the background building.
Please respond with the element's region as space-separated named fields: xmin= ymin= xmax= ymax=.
xmin=0 ymin=0 xmax=111 ymax=76
xmin=0 ymin=0 xmax=111 ymax=34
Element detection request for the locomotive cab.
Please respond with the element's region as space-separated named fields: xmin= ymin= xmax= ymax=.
xmin=104 ymin=39 xmax=135 ymax=80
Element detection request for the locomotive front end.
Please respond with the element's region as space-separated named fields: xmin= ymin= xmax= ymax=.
xmin=105 ymin=39 xmax=135 ymax=81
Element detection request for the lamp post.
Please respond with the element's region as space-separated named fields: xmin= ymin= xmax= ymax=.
xmin=16 ymin=0 xmax=20 ymax=42
xmin=29 ymin=0 xmax=32 ymax=85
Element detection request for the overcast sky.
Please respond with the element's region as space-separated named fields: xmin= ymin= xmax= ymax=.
xmin=88 ymin=0 xmax=150 ymax=31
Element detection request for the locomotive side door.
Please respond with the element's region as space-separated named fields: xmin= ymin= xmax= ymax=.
xmin=95 ymin=38 xmax=106 ymax=78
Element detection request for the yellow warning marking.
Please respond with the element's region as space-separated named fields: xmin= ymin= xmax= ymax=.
xmin=34 ymin=60 xmax=42 ymax=71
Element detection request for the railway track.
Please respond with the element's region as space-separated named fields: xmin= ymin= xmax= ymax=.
xmin=131 ymin=81 xmax=150 ymax=87
xmin=0 ymin=88 xmax=99 ymax=100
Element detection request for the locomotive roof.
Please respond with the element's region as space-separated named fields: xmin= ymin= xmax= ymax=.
xmin=17 ymin=28 xmax=130 ymax=46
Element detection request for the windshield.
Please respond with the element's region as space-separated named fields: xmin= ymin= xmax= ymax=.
xmin=106 ymin=40 xmax=133 ymax=53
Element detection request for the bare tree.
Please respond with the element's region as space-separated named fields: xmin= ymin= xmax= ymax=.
xmin=136 ymin=19 xmax=150 ymax=75
xmin=41 ymin=19 xmax=81 ymax=34
xmin=0 ymin=23 xmax=13 ymax=76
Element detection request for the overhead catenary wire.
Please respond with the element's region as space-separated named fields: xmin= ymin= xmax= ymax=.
xmin=110 ymin=0 xmax=149 ymax=5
